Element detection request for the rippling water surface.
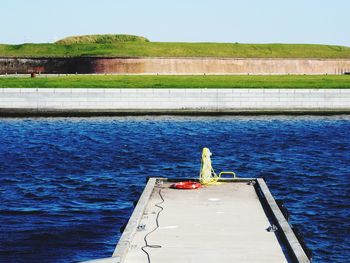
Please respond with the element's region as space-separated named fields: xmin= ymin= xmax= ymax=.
xmin=0 ymin=116 xmax=349 ymax=263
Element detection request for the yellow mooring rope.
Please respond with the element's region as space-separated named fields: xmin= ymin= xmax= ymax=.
xmin=199 ymin=147 xmax=237 ymax=185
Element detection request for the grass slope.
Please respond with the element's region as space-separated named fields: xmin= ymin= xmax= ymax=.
xmin=55 ymin=34 xmax=149 ymax=44
xmin=0 ymin=42 xmax=350 ymax=58
xmin=1 ymin=75 xmax=349 ymax=88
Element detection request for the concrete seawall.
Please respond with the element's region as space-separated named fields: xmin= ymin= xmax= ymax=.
xmin=1 ymin=88 xmax=349 ymax=116
xmin=1 ymin=57 xmax=350 ymax=75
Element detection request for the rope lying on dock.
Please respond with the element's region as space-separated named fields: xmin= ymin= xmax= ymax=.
xmin=200 ymin=147 xmax=237 ymax=185
xmin=141 ymin=188 xmax=164 ymax=263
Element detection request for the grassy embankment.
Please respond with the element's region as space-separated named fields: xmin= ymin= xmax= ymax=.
xmin=0 ymin=75 xmax=349 ymax=89
xmin=0 ymin=35 xmax=349 ymax=88
xmin=0 ymin=34 xmax=350 ymax=58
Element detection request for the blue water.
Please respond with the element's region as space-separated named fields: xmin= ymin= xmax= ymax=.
xmin=0 ymin=116 xmax=349 ymax=263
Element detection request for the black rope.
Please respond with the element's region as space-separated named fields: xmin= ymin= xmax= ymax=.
xmin=141 ymin=188 xmax=164 ymax=263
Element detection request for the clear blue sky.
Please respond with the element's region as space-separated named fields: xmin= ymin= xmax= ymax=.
xmin=1 ymin=0 xmax=349 ymax=46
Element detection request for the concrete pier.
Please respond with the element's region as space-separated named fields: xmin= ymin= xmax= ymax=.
xmin=1 ymin=88 xmax=350 ymax=116
xmin=82 ymin=178 xmax=310 ymax=263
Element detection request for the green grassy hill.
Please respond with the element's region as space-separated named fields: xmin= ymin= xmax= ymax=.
xmin=0 ymin=34 xmax=349 ymax=58
xmin=55 ymin=34 xmax=149 ymax=44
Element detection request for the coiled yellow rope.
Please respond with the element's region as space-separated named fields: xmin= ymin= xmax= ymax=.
xmin=199 ymin=148 xmax=219 ymax=185
xmin=199 ymin=148 xmax=237 ymax=185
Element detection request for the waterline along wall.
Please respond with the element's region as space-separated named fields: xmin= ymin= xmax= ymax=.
xmin=1 ymin=88 xmax=350 ymax=115
xmin=1 ymin=57 xmax=350 ymax=74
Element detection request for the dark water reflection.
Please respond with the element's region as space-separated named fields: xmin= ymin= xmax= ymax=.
xmin=0 ymin=116 xmax=349 ymax=262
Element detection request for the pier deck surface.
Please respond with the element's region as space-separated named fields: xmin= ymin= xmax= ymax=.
xmin=122 ymin=181 xmax=288 ymax=263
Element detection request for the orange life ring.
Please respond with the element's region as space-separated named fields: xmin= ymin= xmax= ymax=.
xmin=171 ymin=181 xmax=201 ymax=190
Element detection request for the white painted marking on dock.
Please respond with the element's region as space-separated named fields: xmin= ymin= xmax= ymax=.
xmin=159 ymin=226 xmax=178 ymax=230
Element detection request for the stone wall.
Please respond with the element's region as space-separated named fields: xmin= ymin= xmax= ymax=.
xmin=1 ymin=57 xmax=350 ymax=75
xmin=1 ymin=88 xmax=349 ymax=115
